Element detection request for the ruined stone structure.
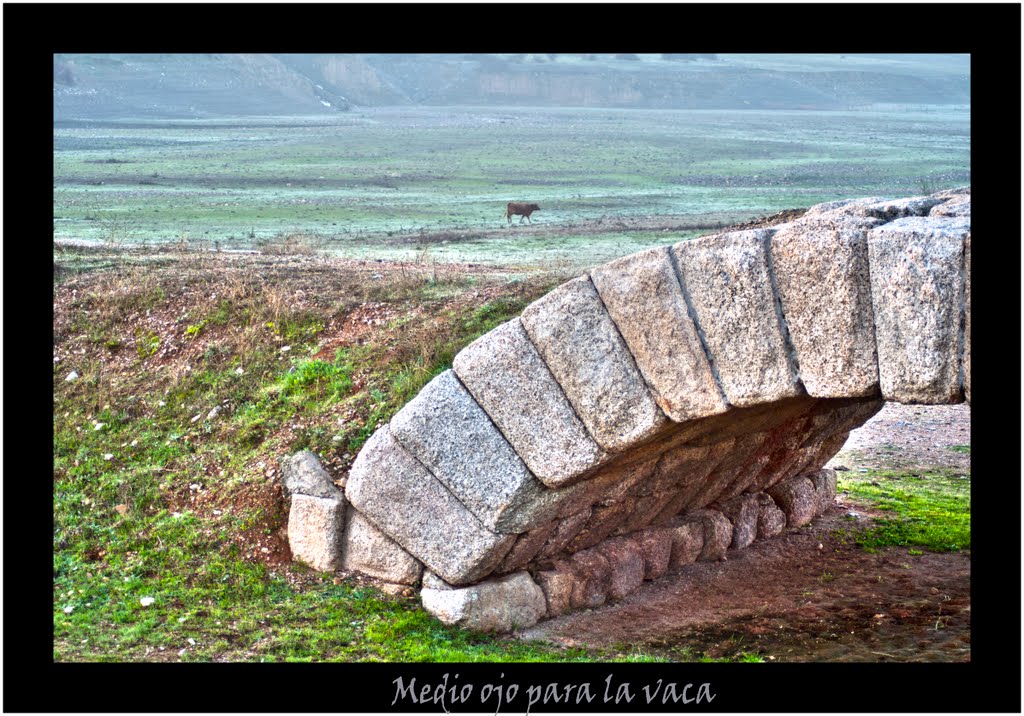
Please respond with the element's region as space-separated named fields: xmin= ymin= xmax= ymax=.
xmin=286 ymin=189 xmax=971 ymax=632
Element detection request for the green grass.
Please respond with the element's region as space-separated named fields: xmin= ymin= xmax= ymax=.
xmin=947 ymin=444 xmax=970 ymax=454
xmin=837 ymin=468 xmax=970 ymax=553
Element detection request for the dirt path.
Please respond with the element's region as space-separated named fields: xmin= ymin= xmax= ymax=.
xmin=519 ymin=403 xmax=971 ymax=662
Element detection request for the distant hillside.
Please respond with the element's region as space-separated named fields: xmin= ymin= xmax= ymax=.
xmin=54 ymin=53 xmax=969 ymax=121
xmin=53 ymin=54 xmax=351 ymax=120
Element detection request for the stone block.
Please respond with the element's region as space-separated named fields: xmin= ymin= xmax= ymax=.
xmin=766 ymin=476 xmax=818 ymax=528
xmin=596 ymin=537 xmax=645 ymax=600
xmin=668 ymin=519 xmax=704 ymax=567
xmin=496 ymin=521 xmax=557 ymax=574
xmin=345 ymin=426 xmax=515 ymax=585
xmin=714 ymin=494 xmax=760 ymax=550
xmin=590 ymin=246 xmax=727 ymax=422
xmin=520 ymin=275 xmax=667 ymax=452
xmin=281 ymin=450 xmax=341 ymax=499
xmin=769 ymin=220 xmax=879 ymax=398
xmin=567 ymin=548 xmax=612 ymax=609
xmin=389 ymin=370 xmax=562 ymax=533
xmin=535 ymin=564 xmax=575 ymax=617
xmin=672 ymin=229 xmax=802 ymax=407
xmin=340 ymin=508 xmax=422 ymax=585
xmin=288 ymin=494 xmax=346 ymax=572
xmin=755 ymin=493 xmax=787 ymax=539
xmin=808 ymin=468 xmax=838 ymax=517
xmin=636 ymin=528 xmax=673 ymax=580
xmin=964 ymin=232 xmax=970 ymax=402
xmin=692 ymin=508 xmax=733 ymax=561
xmin=537 ymin=509 xmax=591 ymax=560
xmin=420 ymin=571 xmax=547 ymax=633
xmin=453 ymin=319 xmax=606 ymax=488
xmin=566 ymin=499 xmax=635 ymax=552
xmin=867 ymin=216 xmax=969 ymax=403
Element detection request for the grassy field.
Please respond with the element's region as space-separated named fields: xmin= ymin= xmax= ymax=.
xmin=54 ymin=105 xmax=969 ymax=267
xmin=53 ymin=104 xmax=970 ymax=662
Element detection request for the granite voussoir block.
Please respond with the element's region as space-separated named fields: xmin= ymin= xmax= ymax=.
xmin=590 ymin=246 xmax=727 ymax=422
xmin=389 ymin=370 xmax=564 ymax=533
xmin=345 ymin=426 xmax=515 ymax=585
xmin=672 ymin=229 xmax=802 ymax=407
xmin=520 ymin=275 xmax=667 ymax=452
xmin=496 ymin=521 xmax=558 ymax=574
xmin=454 ymin=319 xmax=606 ymax=488
xmin=867 ymin=216 xmax=969 ymax=403
xmin=807 ymin=468 xmax=838 ymax=517
xmin=281 ymin=450 xmax=342 ymax=499
xmin=340 ymin=508 xmax=423 ymax=585
xmin=769 ymin=221 xmax=879 ymax=398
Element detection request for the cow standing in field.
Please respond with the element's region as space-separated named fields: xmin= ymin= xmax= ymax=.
xmin=505 ymin=202 xmax=540 ymax=224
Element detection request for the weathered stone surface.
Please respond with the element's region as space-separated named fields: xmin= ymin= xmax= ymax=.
xmin=567 ymin=548 xmax=611 ymax=609
xmin=799 ymin=397 xmax=884 ymax=449
xmin=496 ymin=522 xmax=557 ymax=574
xmin=559 ymin=451 xmax=659 ymax=516
xmin=770 ymin=220 xmax=879 ymax=398
xmin=718 ymin=455 xmax=770 ymax=503
xmin=390 ymin=370 xmax=560 ymax=533
xmin=803 ymin=196 xmax=890 ymax=217
xmin=420 ymin=571 xmax=547 ymax=633
xmin=453 ymin=319 xmax=605 ymax=488
xmin=341 ymin=509 xmax=422 ymax=585
xmin=867 ymin=216 xmax=969 ymax=403
xmin=281 ymin=450 xmax=341 ymax=499
xmin=683 ymin=509 xmax=732 ymax=561
xmin=673 ymin=229 xmax=801 ymax=407
xmin=288 ymin=494 xmax=345 ymax=572
xmin=861 ymin=196 xmax=943 ymax=220
xmin=537 ymin=509 xmax=591 ymax=559
xmin=766 ymin=476 xmax=817 ymax=528
xmin=614 ymin=491 xmax=675 ymax=535
xmin=714 ymin=494 xmax=760 ymax=550
xmin=520 ymin=275 xmax=667 ymax=452
xmin=637 ymin=529 xmax=673 ymax=580
xmin=930 ymin=198 xmax=970 ymax=218
xmin=804 ymin=432 xmax=851 ymax=473
xmin=567 ymin=499 xmax=635 ymax=552
xmin=642 ymin=443 xmax=714 ymax=496
xmin=963 ymin=232 xmax=970 ymax=402
xmin=535 ymin=564 xmax=575 ymax=616
xmin=668 ymin=519 xmax=704 ymax=567
xmin=346 ymin=426 xmax=515 ymax=585
xmin=596 ymin=537 xmax=645 ymax=600
xmin=755 ymin=493 xmax=787 ymax=539
xmin=422 ymin=571 xmax=452 ymax=591
xmin=808 ymin=468 xmax=838 ymax=517
xmin=590 ymin=246 xmax=727 ymax=422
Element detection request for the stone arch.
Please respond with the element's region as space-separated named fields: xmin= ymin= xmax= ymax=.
xmin=321 ymin=189 xmax=970 ymax=629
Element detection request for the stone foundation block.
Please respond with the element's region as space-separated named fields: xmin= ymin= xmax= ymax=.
xmin=808 ymin=468 xmax=838 ymax=517
xmin=596 ymin=537 xmax=645 ymax=600
xmin=669 ymin=520 xmax=704 ymax=567
xmin=567 ymin=548 xmax=612 ymax=609
xmin=766 ymin=476 xmax=818 ymax=528
xmin=637 ymin=529 xmax=673 ymax=580
xmin=288 ymin=494 xmax=346 ymax=572
xmin=420 ymin=571 xmax=547 ymax=633
xmin=714 ymin=494 xmax=760 ymax=550
xmin=755 ymin=493 xmax=787 ymax=539
xmin=535 ymin=564 xmax=576 ymax=617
